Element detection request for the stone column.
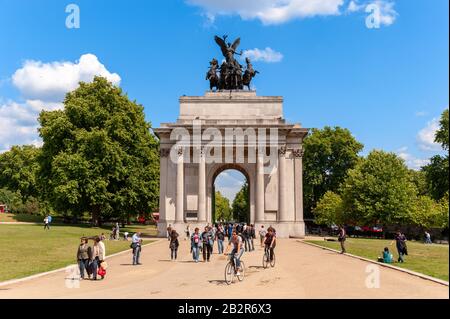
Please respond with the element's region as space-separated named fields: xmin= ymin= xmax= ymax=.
xmin=176 ymin=147 xmax=184 ymax=223
xmin=256 ymin=151 xmax=265 ymax=222
xmin=293 ymin=148 xmax=304 ymax=222
xmin=159 ymin=148 xmax=170 ymax=223
xmin=197 ymin=147 xmax=206 ymax=222
xmin=278 ymin=146 xmax=287 ymax=222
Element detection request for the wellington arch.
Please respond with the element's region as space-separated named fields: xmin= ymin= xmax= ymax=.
xmin=154 ymin=90 xmax=308 ymax=238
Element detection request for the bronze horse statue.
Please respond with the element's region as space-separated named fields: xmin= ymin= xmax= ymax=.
xmin=242 ymin=57 xmax=259 ymax=90
xmin=206 ymin=58 xmax=220 ymax=91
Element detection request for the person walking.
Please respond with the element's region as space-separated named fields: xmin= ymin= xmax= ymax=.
xmin=190 ymin=227 xmax=200 ymax=263
xmin=201 ymin=226 xmax=213 ymax=262
xmin=249 ymin=224 xmax=255 ymax=251
xmin=392 ymin=231 xmax=407 ymax=263
xmin=166 ymin=224 xmax=172 ymax=241
xmin=424 ymin=231 xmax=432 ymax=244
xmin=216 ymin=225 xmax=225 ymax=254
xmin=169 ymin=229 xmax=180 ymax=260
xmin=91 ymin=238 xmax=101 ymax=280
xmin=98 ymin=236 xmax=106 ymax=265
xmin=338 ymin=225 xmax=346 ymax=254
xmin=242 ymin=225 xmax=250 ymax=252
xmin=259 ymin=225 xmax=267 ymax=248
xmin=43 ymin=216 xmax=50 ymax=230
xmin=131 ymin=232 xmax=142 ymax=265
xmin=227 ymin=223 xmax=233 ymax=241
xmin=185 ymin=224 xmax=190 ymax=241
xmin=76 ymin=238 xmax=89 ymax=280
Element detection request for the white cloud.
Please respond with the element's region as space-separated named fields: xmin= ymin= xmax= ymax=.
xmin=0 ymin=100 xmax=41 ymax=152
xmin=1 ymin=54 xmax=120 ymax=152
xmin=242 ymin=47 xmax=283 ymax=63
xmin=12 ymin=53 xmax=121 ymax=102
xmin=187 ymin=0 xmax=345 ymax=25
xmin=396 ymin=146 xmax=429 ymax=171
xmin=417 ymin=118 xmax=441 ymax=151
xmin=347 ymin=0 xmax=364 ymax=12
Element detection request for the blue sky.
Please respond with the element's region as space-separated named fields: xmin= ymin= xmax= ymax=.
xmin=0 ymin=0 xmax=448 ymax=201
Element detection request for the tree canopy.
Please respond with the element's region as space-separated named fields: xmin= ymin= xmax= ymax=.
xmin=214 ymin=191 xmax=232 ymax=222
xmin=303 ymin=126 xmax=363 ymax=217
xmin=232 ymin=181 xmax=249 ymax=222
xmin=37 ymin=76 xmax=159 ymax=225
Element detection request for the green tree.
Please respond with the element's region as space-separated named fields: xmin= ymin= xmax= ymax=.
xmin=422 ymin=155 xmax=449 ymax=200
xmin=435 ymin=108 xmax=449 ymax=150
xmin=422 ymin=108 xmax=449 ymax=200
xmin=37 ymin=77 xmax=159 ymax=225
xmin=409 ymin=195 xmax=444 ymax=229
xmin=408 ymin=169 xmax=429 ymax=196
xmin=232 ymin=181 xmax=249 ymax=222
xmin=313 ymin=191 xmax=344 ymax=226
xmin=303 ymin=126 xmax=363 ymax=217
xmin=341 ymin=150 xmax=416 ymax=226
xmin=0 ymin=145 xmax=40 ymax=200
xmin=214 ymin=191 xmax=232 ymax=222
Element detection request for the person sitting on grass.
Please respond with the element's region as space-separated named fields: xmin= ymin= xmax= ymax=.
xmin=378 ymin=247 xmax=393 ymax=263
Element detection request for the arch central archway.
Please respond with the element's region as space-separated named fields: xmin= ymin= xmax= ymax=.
xmin=212 ymin=166 xmax=250 ymax=223
xmin=206 ymin=163 xmax=255 ymax=225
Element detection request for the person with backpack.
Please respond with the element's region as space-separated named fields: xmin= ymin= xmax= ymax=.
xmin=169 ymin=229 xmax=180 ymax=260
xmin=43 ymin=216 xmax=50 ymax=230
xmin=190 ymin=227 xmax=200 ymax=263
xmin=216 ymin=225 xmax=225 ymax=254
xmin=227 ymin=223 xmax=233 ymax=241
xmin=201 ymin=226 xmax=213 ymax=262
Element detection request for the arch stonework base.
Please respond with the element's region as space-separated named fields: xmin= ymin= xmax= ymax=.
xmin=154 ymin=91 xmax=308 ymax=238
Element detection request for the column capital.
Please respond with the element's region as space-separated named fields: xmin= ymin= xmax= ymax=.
xmin=278 ymin=146 xmax=287 ymax=156
xmin=177 ymin=147 xmax=183 ymax=156
xmin=160 ymin=148 xmax=171 ymax=157
xmin=293 ymin=148 xmax=304 ymax=158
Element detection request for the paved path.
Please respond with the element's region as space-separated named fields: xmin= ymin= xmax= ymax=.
xmin=0 ymin=238 xmax=447 ymax=299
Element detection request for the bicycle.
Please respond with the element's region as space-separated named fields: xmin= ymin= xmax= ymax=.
xmin=224 ymin=253 xmax=245 ymax=285
xmin=263 ymin=246 xmax=276 ymax=269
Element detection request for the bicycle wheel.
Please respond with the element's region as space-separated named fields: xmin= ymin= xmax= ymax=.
xmin=262 ymin=252 xmax=269 ymax=269
xmin=270 ymin=252 xmax=276 ymax=267
xmin=237 ymin=261 xmax=245 ymax=281
xmin=224 ymin=262 xmax=234 ymax=285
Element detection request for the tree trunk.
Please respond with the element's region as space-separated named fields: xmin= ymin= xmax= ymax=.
xmin=91 ymin=205 xmax=101 ymax=227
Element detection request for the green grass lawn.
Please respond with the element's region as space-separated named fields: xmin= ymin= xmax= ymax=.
xmin=0 ymin=224 xmax=156 ymax=282
xmin=0 ymin=213 xmax=45 ymax=223
xmin=306 ymin=238 xmax=449 ymax=281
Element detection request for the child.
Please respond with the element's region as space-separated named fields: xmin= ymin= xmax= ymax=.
xmin=378 ymin=247 xmax=393 ymax=263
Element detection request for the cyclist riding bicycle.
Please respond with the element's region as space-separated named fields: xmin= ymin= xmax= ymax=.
xmin=264 ymin=227 xmax=276 ymax=262
xmin=224 ymin=230 xmax=244 ymax=275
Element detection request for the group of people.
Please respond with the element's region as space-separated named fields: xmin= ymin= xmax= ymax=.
xmin=337 ymin=226 xmax=409 ymax=264
xmin=76 ymin=236 xmax=107 ymax=280
xmin=164 ymin=222 xmax=277 ymax=275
